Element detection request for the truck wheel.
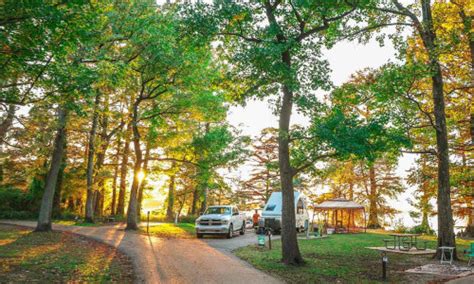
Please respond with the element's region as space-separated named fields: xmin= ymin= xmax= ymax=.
xmin=240 ymin=222 xmax=245 ymax=235
xmin=196 ymin=233 xmax=203 ymax=238
xmin=227 ymin=224 xmax=233 ymax=239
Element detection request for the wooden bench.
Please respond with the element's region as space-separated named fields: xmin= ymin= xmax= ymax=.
xmin=415 ymin=240 xmax=428 ymax=250
xmin=383 ymin=239 xmax=396 ymax=249
xmin=401 ymin=239 xmax=414 ymax=251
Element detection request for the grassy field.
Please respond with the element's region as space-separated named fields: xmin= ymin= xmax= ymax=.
xmin=0 ymin=224 xmax=134 ymax=282
xmin=140 ymin=223 xmax=196 ymax=238
xmin=53 ymin=220 xmax=103 ymax=227
xmin=235 ymin=232 xmax=471 ymax=283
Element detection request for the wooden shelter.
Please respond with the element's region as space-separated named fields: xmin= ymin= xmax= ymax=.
xmin=313 ymin=198 xmax=366 ymax=233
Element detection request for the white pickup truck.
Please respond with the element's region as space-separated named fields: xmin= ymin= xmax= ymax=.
xmin=195 ymin=205 xmax=246 ymax=238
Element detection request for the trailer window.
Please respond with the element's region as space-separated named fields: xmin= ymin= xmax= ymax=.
xmin=266 ymin=204 xmax=276 ymax=211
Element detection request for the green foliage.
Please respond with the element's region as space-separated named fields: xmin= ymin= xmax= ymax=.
xmin=393 ymin=219 xmax=410 ymax=233
xmin=0 ymin=184 xmax=42 ymax=219
xmin=235 ymin=233 xmax=470 ymax=283
xmin=410 ymin=224 xmax=435 ymax=235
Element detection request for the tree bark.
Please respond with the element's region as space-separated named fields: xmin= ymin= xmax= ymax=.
xmin=35 ymin=107 xmax=68 ymax=232
xmin=126 ymin=101 xmax=142 ymax=230
xmin=191 ymin=185 xmax=199 ymax=215
xmin=52 ymin=133 xmax=67 ymax=218
xmin=166 ymin=174 xmax=176 ymax=221
xmin=117 ymin=124 xmax=131 ymax=216
xmin=111 ymin=136 xmax=122 ymax=216
xmin=419 ymin=0 xmax=456 ymax=258
xmin=348 ymin=182 xmax=354 ymax=201
xmin=137 ymin=144 xmax=150 ymax=221
xmin=93 ymin=110 xmax=111 ymax=218
xmin=279 ymin=83 xmax=303 ymax=265
xmin=367 ymin=165 xmax=381 ymax=228
xmin=85 ymin=93 xmax=101 ymax=223
xmin=458 ymin=7 xmax=474 ymax=144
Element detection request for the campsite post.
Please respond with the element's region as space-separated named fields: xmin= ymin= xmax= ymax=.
xmin=381 ymin=252 xmax=388 ymax=280
xmin=267 ymin=230 xmax=272 ymax=250
xmin=147 ymin=211 xmax=150 ymax=234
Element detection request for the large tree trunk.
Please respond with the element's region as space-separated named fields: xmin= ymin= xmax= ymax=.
xmin=200 ymin=186 xmax=208 ymax=215
xmin=191 ymin=185 xmax=199 ymax=215
xmin=262 ymin=0 xmax=303 ymax=264
xmin=419 ymin=0 xmax=456 ymax=258
xmin=279 ymin=80 xmax=303 ymax=265
xmin=52 ymin=134 xmax=67 ymax=218
xmin=117 ymin=124 xmax=131 ymax=216
xmin=166 ymin=174 xmax=176 ymax=221
xmin=85 ymin=93 xmax=101 ymax=223
xmin=111 ymin=136 xmax=122 ymax=216
xmin=348 ymin=182 xmax=354 ymax=201
xmin=126 ymin=101 xmax=142 ymax=230
xmin=367 ymin=165 xmax=381 ymax=228
xmin=279 ymin=83 xmax=302 ymax=265
xmin=137 ymin=144 xmax=150 ymax=221
xmin=93 ymin=112 xmax=111 ymax=218
xmin=458 ymin=6 xmax=474 ymax=144
xmin=35 ymin=107 xmax=68 ymax=232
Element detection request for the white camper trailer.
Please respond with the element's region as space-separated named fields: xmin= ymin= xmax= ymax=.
xmin=261 ymin=191 xmax=309 ymax=233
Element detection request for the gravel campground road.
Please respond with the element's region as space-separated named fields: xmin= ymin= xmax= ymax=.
xmin=0 ymin=220 xmax=281 ymax=284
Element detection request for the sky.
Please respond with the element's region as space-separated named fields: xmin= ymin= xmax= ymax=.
xmin=227 ymin=37 xmax=425 ymax=228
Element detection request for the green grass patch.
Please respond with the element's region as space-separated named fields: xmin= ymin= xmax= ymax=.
xmin=53 ymin=220 xmax=102 ymax=227
xmin=0 ymin=224 xmax=134 ymax=282
xmin=235 ymin=233 xmax=471 ymax=283
xmin=140 ymin=223 xmax=195 ymax=239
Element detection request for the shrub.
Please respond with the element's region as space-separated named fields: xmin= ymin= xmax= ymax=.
xmin=0 ymin=186 xmax=29 ymax=212
xmin=409 ymin=224 xmax=435 ymax=235
xmin=56 ymin=210 xmax=80 ymax=221
xmin=0 ymin=184 xmax=42 ymax=219
xmin=179 ymin=215 xmax=197 ymax=224
xmin=0 ymin=210 xmax=36 ymax=220
xmin=393 ymin=219 xmax=409 ymax=233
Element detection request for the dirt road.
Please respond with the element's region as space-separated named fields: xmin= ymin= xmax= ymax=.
xmin=0 ymin=220 xmax=281 ymax=284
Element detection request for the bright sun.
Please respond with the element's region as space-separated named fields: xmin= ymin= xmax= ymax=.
xmin=137 ymin=170 xmax=146 ymax=182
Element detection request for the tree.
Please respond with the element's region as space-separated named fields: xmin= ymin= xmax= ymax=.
xmin=239 ymin=128 xmax=279 ymax=208
xmin=85 ymin=93 xmax=101 ymax=223
xmin=204 ymin=0 xmax=367 ymax=265
xmin=35 ymin=108 xmax=68 ymax=231
xmin=119 ymin=2 xmax=228 ymax=230
xmin=199 ymin=0 xmax=414 ymax=264
xmin=408 ymin=155 xmax=436 ymax=234
xmin=349 ymin=0 xmax=459 ymax=257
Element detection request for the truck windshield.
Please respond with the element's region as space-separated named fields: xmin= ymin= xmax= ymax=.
xmin=205 ymin=207 xmax=231 ymax=215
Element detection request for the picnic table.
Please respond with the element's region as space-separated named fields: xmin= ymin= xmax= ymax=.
xmin=383 ymin=233 xmax=427 ymax=251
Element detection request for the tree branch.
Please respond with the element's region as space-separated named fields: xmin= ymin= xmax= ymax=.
xmin=218 ymin=32 xmax=263 ymax=43
xmin=292 ymin=153 xmax=336 ymax=176
xmin=296 ymin=6 xmax=356 ymax=42
xmin=401 ymin=149 xmax=437 ymax=155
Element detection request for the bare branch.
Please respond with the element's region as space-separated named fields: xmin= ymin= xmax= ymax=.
xmin=401 ymin=149 xmax=437 ymax=155
xmin=296 ymin=6 xmax=356 ymax=42
xmin=292 ymin=153 xmax=336 ymax=175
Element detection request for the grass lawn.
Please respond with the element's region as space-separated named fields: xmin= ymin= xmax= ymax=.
xmin=235 ymin=232 xmax=471 ymax=283
xmin=53 ymin=220 xmax=103 ymax=227
xmin=0 ymin=224 xmax=134 ymax=282
xmin=139 ymin=222 xmax=196 ymax=239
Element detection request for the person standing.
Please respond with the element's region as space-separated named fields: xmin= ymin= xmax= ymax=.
xmin=252 ymin=209 xmax=260 ymax=228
